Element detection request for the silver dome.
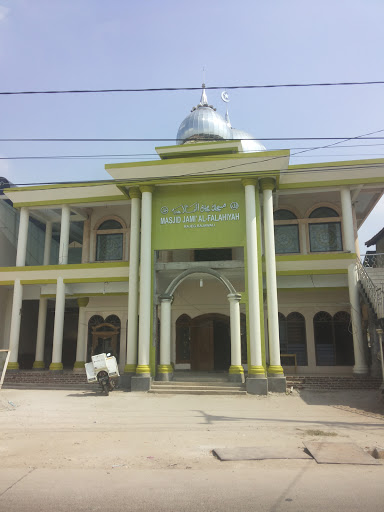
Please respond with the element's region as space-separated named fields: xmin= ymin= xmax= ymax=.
xmin=231 ymin=128 xmax=266 ymax=153
xmin=176 ymin=85 xmax=232 ymax=144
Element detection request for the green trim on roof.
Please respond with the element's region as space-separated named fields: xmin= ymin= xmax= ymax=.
xmin=288 ymin=157 xmax=384 ymax=170
xmin=105 ymin=149 xmax=290 ymax=169
xmin=13 ymin=195 xmax=126 ymax=208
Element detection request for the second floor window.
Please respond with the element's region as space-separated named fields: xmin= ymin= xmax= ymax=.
xmin=274 ymin=209 xmax=300 ymax=254
xmin=96 ymin=219 xmax=124 ymax=261
xmin=308 ymin=207 xmax=342 ymax=252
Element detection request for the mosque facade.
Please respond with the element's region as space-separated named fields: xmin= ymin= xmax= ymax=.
xmin=1 ymin=86 xmax=384 ymax=393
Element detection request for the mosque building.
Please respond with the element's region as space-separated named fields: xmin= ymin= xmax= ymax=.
xmin=1 ymin=85 xmax=384 ymax=394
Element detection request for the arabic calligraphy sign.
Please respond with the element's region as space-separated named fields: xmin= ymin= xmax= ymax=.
xmin=152 ymin=182 xmax=245 ymax=250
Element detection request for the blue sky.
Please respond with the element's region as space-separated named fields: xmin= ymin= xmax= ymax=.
xmin=0 ymin=0 xmax=383 ymax=249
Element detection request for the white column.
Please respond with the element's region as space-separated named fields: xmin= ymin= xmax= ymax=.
xmin=73 ymin=297 xmax=89 ymax=371
xmin=49 ymin=277 xmax=66 ymax=370
xmin=81 ymin=215 xmax=91 ymax=264
xmin=33 ymin=297 xmax=47 ymax=369
xmin=119 ymin=319 xmax=127 ymax=372
xmin=340 ymin=187 xmax=355 ymax=253
xmin=7 ymin=279 xmax=23 ymax=369
xmin=58 ymin=205 xmax=71 ymax=265
xmin=43 ymin=221 xmax=52 ymax=265
xmin=261 ymin=178 xmax=284 ymax=376
xmin=16 ymin=207 xmax=29 ymax=267
xmin=125 ymin=188 xmax=141 ymax=374
xmin=242 ymin=179 xmax=264 ymax=376
xmin=158 ymin=295 xmax=173 ymax=379
xmin=228 ymin=293 xmax=244 ymax=382
xmin=348 ymin=264 xmax=368 ymax=374
xmin=136 ymin=185 xmax=154 ymax=376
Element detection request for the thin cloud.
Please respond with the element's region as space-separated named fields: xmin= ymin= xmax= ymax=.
xmin=0 ymin=5 xmax=9 ymax=22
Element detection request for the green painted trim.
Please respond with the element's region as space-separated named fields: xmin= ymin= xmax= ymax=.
xmin=248 ymin=366 xmax=266 ymax=376
xmin=73 ymin=361 xmax=85 ymax=369
xmin=77 ymin=297 xmax=89 ymax=308
xmin=21 ymin=279 xmax=56 ymax=285
xmin=0 ymin=281 xmax=14 ymax=286
xmin=0 ymin=262 xmax=129 ymax=272
xmin=288 ymin=157 xmax=384 ymax=170
xmin=124 ymin=364 xmax=137 ymax=374
xmin=267 ymin=365 xmax=284 ymax=375
xmin=63 ymin=277 xmax=129 ymax=284
xmin=32 ymin=361 xmax=45 ymax=369
xmin=157 ymin=364 xmax=173 ymax=374
xmin=280 ymin=177 xmax=384 ymax=190
xmin=135 ymin=365 xmax=151 ymax=375
xmin=275 ymin=253 xmax=356 ymax=261
xmin=7 ymin=181 xmax=118 ymax=192
xmin=229 ymin=365 xmax=244 ymax=374
xmin=105 ymin=149 xmax=290 ymax=169
xmin=156 ymin=140 xmax=240 ymax=150
xmin=7 ymin=362 xmax=19 ymax=370
xmin=49 ymin=362 xmax=63 ymax=371
xmin=276 ymin=269 xmax=348 ymax=276
xmin=41 ymin=292 xmax=128 ymax=298
xmin=13 ymin=195 xmax=125 ymax=208
xmin=278 ymin=287 xmax=349 ymax=291
xmin=116 ymin=185 xmax=131 ymax=199
xmin=260 ymin=177 xmax=276 ymax=191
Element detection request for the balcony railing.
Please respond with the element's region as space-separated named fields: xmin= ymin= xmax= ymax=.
xmin=360 ymin=252 xmax=384 ymax=268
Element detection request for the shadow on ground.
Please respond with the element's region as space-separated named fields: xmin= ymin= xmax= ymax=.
xmin=298 ymin=389 xmax=384 ymax=418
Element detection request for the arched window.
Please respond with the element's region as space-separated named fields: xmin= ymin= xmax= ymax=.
xmin=279 ymin=312 xmax=308 ymax=366
xmin=95 ymin=218 xmax=126 ymax=261
xmin=314 ymin=311 xmax=354 ymax=366
xmin=274 ymin=209 xmax=300 ymax=254
xmin=308 ymin=207 xmax=342 ymax=252
xmin=176 ymin=314 xmax=191 ymax=363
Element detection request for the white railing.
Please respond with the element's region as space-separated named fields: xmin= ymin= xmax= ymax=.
xmin=357 ymin=255 xmax=384 ymax=319
xmin=360 ymin=253 xmax=384 ymax=268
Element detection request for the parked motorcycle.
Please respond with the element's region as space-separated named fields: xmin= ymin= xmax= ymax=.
xmin=85 ymin=353 xmax=120 ymax=396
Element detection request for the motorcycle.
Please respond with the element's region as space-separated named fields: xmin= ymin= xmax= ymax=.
xmin=85 ymin=353 xmax=120 ymax=396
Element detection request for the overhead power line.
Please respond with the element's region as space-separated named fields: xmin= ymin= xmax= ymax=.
xmin=1 ymin=80 xmax=384 ymax=96
xmin=2 ymin=137 xmax=384 ymax=143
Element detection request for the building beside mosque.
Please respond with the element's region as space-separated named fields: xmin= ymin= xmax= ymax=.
xmin=1 ymin=86 xmax=384 ymax=393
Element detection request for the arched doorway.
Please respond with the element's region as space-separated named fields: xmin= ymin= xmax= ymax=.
xmin=190 ymin=314 xmax=231 ymax=371
xmin=87 ymin=314 xmax=121 ymax=362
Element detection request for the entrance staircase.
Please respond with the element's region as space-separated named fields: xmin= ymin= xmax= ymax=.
xmin=149 ymin=371 xmax=247 ymax=396
xmin=149 ymin=381 xmax=246 ymax=396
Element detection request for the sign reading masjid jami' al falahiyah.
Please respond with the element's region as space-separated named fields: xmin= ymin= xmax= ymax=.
xmin=160 ymin=200 xmax=240 ymax=229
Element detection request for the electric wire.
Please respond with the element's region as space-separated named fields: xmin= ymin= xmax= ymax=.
xmin=1 ymin=80 xmax=384 ymax=96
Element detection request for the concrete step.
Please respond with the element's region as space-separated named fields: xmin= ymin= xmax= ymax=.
xmin=150 ymin=381 xmax=246 ymax=395
xmin=152 ymin=380 xmax=244 ymax=388
xmin=149 ymin=388 xmax=247 ymax=396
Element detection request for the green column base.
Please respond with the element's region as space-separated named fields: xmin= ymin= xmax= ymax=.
xmin=124 ymin=364 xmax=137 ymax=374
xmin=229 ymin=365 xmax=244 ymax=375
xmin=49 ymin=362 xmax=63 ymax=371
xmin=267 ymin=365 xmax=284 ymax=375
xmin=248 ymin=365 xmax=266 ymax=376
xmin=73 ymin=361 xmax=85 ymax=369
xmin=32 ymin=361 xmax=45 ymax=369
xmin=136 ymin=364 xmax=151 ymax=375
xmin=157 ymin=364 xmax=173 ymax=374
xmin=7 ymin=362 xmax=19 ymax=370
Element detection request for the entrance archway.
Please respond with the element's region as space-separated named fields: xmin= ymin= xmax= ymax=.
xmin=87 ymin=314 xmax=121 ymax=362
